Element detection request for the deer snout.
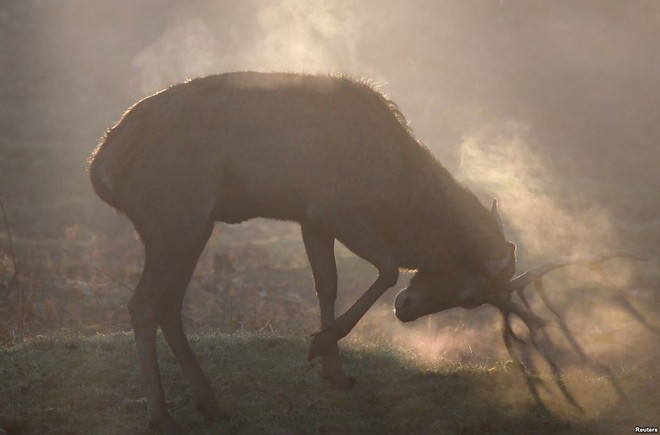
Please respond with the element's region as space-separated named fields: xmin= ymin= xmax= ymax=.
xmin=394 ymin=289 xmax=421 ymax=322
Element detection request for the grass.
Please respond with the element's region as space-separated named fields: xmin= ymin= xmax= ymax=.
xmin=1 ymin=330 xmax=657 ymax=435
xmin=0 ymin=174 xmax=658 ymax=435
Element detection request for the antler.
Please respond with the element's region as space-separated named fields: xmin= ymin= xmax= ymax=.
xmin=505 ymin=251 xmax=647 ymax=294
xmin=491 ymin=199 xmax=505 ymax=236
xmin=486 ymin=201 xmax=650 ymax=411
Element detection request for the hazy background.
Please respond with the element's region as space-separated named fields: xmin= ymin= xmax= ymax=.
xmin=1 ymin=0 xmax=658 ymax=382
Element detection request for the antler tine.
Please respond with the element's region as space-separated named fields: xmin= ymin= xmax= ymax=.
xmin=499 ymin=312 xmax=552 ymax=416
xmin=493 ymin=295 xmax=545 ymax=339
xmin=533 ymin=278 xmax=563 ymax=319
xmin=502 ymin=310 xmax=528 ymax=345
xmin=492 ymin=295 xmax=585 ymax=412
xmin=516 ymin=287 xmax=534 ymax=312
xmin=505 ymin=251 xmax=646 ymax=293
xmin=535 ymin=274 xmax=628 ymax=399
xmin=528 ymin=326 xmax=585 ymax=413
xmin=491 ymin=199 xmax=505 ymax=236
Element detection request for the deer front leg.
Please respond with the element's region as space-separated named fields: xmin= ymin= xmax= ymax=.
xmin=301 ymin=223 xmax=356 ymax=389
xmin=307 ymin=268 xmax=398 ymax=358
xmin=304 ymin=212 xmax=399 ymax=381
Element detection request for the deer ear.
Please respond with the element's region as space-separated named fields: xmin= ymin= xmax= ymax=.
xmin=491 ymin=199 xmax=505 ymax=236
xmin=485 ymin=242 xmax=516 ymax=279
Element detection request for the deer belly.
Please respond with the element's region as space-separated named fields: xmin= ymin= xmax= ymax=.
xmin=212 ymin=184 xmax=306 ymax=223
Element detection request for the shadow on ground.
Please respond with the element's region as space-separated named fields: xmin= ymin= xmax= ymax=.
xmin=3 ymin=331 xmax=646 ymax=435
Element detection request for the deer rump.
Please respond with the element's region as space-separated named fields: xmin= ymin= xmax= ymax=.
xmin=89 ymin=72 xmax=649 ymax=432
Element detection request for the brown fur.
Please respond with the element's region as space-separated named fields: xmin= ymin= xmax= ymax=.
xmin=90 ymin=71 xmax=502 ymax=268
xmin=89 ymin=71 xmax=509 ymax=431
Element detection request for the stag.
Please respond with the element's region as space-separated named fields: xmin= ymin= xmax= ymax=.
xmin=89 ymin=72 xmax=646 ymax=433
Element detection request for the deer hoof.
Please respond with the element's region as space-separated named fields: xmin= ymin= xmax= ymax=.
xmin=196 ymin=397 xmax=230 ymax=423
xmin=148 ymin=415 xmax=181 ymax=435
xmin=308 ymin=328 xmax=338 ymax=361
xmin=321 ymin=370 xmax=357 ymax=390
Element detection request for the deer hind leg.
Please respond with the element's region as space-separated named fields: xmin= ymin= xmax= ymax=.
xmin=130 ymin=211 xmax=222 ymax=432
xmin=155 ymin=223 xmax=229 ymax=423
xmin=301 ymin=223 xmax=355 ymax=389
xmin=129 ymin=249 xmax=175 ymax=432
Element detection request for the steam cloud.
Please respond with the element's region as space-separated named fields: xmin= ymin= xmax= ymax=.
xmin=457 ymin=122 xmax=618 ymax=258
xmin=133 ymin=0 xmax=363 ymax=94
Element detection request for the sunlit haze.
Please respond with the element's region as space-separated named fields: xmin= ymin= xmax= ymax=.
xmin=1 ymin=0 xmax=658 ymax=424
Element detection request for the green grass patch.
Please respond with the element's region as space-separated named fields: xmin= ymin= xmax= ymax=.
xmin=2 ymin=331 xmax=656 ymax=434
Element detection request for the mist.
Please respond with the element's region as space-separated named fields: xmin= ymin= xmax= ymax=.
xmin=4 ymin=1 xmax=659 ymax=212
xmin=1 ymin=0 xmax=659 ymax=423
